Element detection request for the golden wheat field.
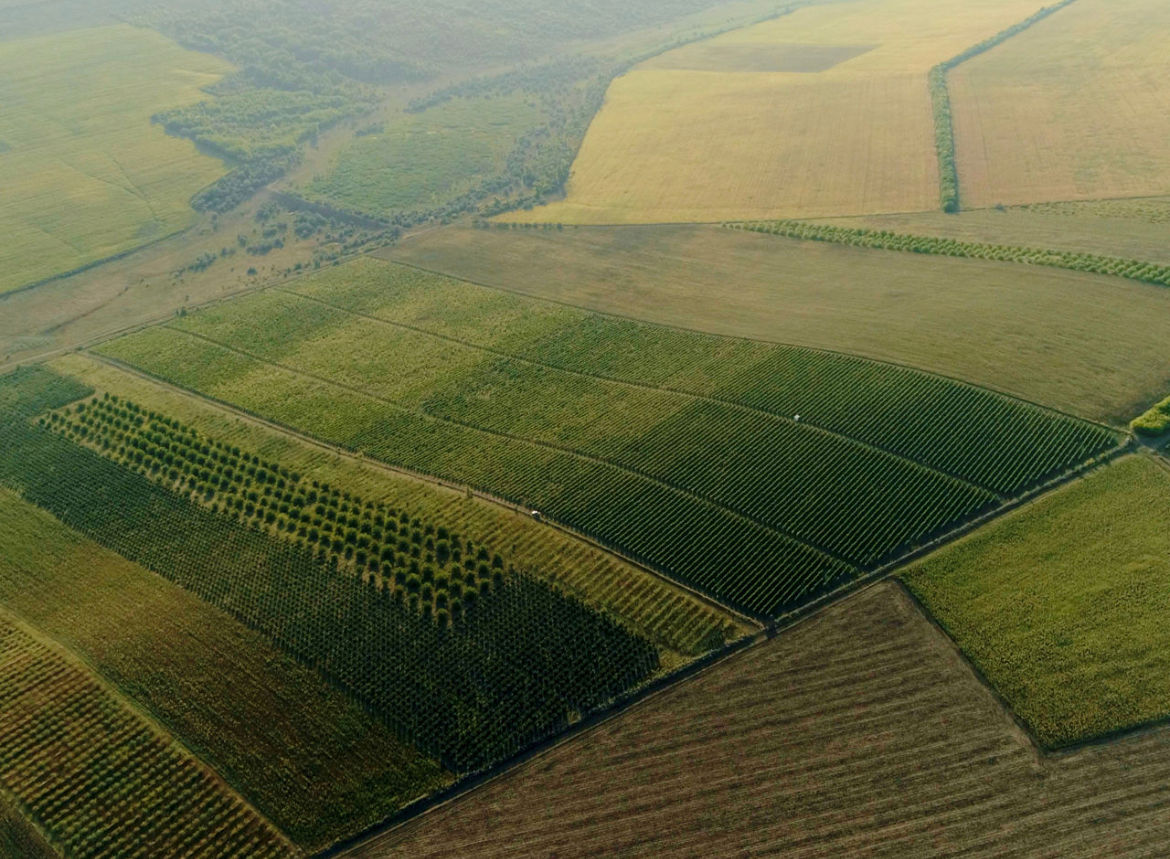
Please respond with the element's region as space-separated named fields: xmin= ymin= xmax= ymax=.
xmin=508 ymin=0 xmax=1042 ymax=224
xmin=951 ymin=0 xmax=1170 ymax=209
xmin=0 ymin=25 xmax=231 ymax=295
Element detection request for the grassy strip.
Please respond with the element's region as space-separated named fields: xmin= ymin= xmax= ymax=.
xmin=902 ymin=455 xmax=1170 ymax=747
xmin=929 ymin=0 xmax=1079 ymax=212
xmin=730 ymin=219 xmax=1170 ymax=288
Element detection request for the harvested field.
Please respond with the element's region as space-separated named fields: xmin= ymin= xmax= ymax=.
xmin=509 ymin=0 xmax=1041 ymax=224
xmin=358 ymin=582 xmax=1170 ymax=858
xmin=951 ymin=0 xmax=1170 ymax=207
xmin=0 ymin=25 xmax=231 ymax=295
xmin=387 ymin=225 xmax=1170 ymax=422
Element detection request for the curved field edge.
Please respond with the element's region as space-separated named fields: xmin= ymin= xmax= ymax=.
xmin=902 ymin=454 xmax=1170 ymax=748
xmin=0 ymin=604 xmax=297 ymax=859
xmin=51 ymin=352 xmax=748 ymax=657
xmin=92 ymin=257 xmax=1121 ymax=619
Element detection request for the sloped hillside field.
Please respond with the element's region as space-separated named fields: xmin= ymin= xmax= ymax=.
xmin=97 ymin=259 xmax=1121 ymax=618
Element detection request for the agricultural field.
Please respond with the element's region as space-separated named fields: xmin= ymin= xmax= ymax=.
xmin=509 ymin=0 xmax=1042 ymax=224
xmin=0 ymin=609 xmax=295 ymax=859
xmin=817 ymin=205 xmax=1170 ymax=265
xmin=0 ymin=793 xmax=54 ymax=859
xmin=303 ymin=94 xmax=544 ymax=216
xmin=903 ymin=455 xmax=1170 ymax=748
xmin=362 ymin=582 xmax=1170 ymax=857
xmin=53 ymin=352 xmax=743 ymax=659
xmin=387 ymin=224 xmax=1170 ymax=422
xmin=97 ymin=258 xmax=1118 ymax=618
xmin=0 ymin=24 xmax=232 ymax=295
xmin=950 ymin=0 xmax=1170 ymax=208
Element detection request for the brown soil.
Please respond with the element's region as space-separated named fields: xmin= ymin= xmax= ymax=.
xmin=354 ymin=581 xmax=1170 ymax=857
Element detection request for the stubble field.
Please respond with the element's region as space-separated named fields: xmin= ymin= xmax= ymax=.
xmin=508 ymin=0 xmax=1041 ymax=224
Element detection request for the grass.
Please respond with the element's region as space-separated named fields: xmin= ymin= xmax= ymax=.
xmin=54 ymin=354 xmax=741 ymax=657
xmin=96 ymin=258 xmax=1116 ymax=618
xmin=0 ymin=24 xmax=232 ymax=295
xmin=387 ymin=225 xmax=1170 ymax=423
xmin=902 ymin=455 xmax=1170 ymax=748
xmin=507 ymin=0 xmax=1042 ymax=224
xmin=304 ymin=94 xmax=544 ymax=216
xmin=950 ymin=0 xmax=1170 ymax=208
xmin=0 ymin=605 xmax=296 ymax=859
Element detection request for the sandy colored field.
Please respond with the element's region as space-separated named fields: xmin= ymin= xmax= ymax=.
xmin=387 ymin=225 xmax=1170 ymax=423
xmin=820 ymin=206 xmax=1170 ymax=266
xmin=0 ymin=24 xmax=231 ymax=295
xmin=951 ymin=0 xmax=1170 ymax=208
xmin=354 ymin=581 xmax=1170 ymax=857
xmin=507 ymin=0 xmax=1041 ymax=224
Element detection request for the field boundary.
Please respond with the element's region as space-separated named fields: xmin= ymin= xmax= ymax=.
xmin=929 ymin=0 xmax=1080 ymax=212
xmin=378 ymin=252 xmax=1122 ymax=432
xmin=82 ymin=350 xmax=762 ymax=631
xmin=727 ymin=219 xmax=1170 ymax=290
xmin=276 ymin=285 xmax=996 ymax=494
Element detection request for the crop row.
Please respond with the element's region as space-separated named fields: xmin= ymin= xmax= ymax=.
xmin=928 ymin=0 xmax=1080 ymax=212
xmin=0 ymin=367 xmax=660 ymax=773
xmin=0 ymin=616 xmax=294 ymax=859
xmin=280 ymin=276 xmax=1118 ymax=497
xmin=730 ymin=219 xmax=1170 ymax=291
xmin=49 ymin=394 xmax=512 ymax=628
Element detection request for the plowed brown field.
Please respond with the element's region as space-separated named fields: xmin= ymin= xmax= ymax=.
xmin=354 ymin=582 xmax=1170 ymax=857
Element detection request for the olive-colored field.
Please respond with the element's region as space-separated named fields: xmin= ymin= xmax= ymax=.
xmin=951 ymin=0 xmax=1170 ymax=208
xmin=386 ymin=225 xmax=1170 ymax=423
xmin=508 ymin=0 xmax=1040 ymax=224
xmin=356 ymin=581 xmax=1170 ymax=857
xmin=904 ymin=456 xmax=1170 ymax=748
xmin=0 ymin=794 xmax=54 ymax=859
xmin=0 ymin=25 xmax=232 ymax=296
xmin=0 ymin=605 xmax=296 ymax=859
xmin=0 ymin=486 xmax=449 ymax=851
xmin=818 ymin=206 xmax=1170 ymax=266
xmin=53 ymin=353 xmax=747 ymax=659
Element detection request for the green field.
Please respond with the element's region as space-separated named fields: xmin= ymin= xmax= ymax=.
xmin=0 ymin=793 xmax=53 ymax=859
xmin=0 ymin=607 xmax=295 ymax=859
xmin=0 ymin=364 xmax=663 ymax=803
xmin=96 ymin=258 xmax=1118 ymax=617
xmin=386 ymin=225 xmax=1170 ymax=423
xmin=53 ymin=353 xmax=741 ymax=659
xmin=305 ymin=94 xmax=544 ymax=216
xmin=903 ymin=456 xmax=1170 ymax=748
xmin=0 ymin=24 xmax=232 ymax=295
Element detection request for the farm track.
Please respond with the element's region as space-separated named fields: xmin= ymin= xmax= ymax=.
xmin=353 ymin=582 xmax=1170 ymax=858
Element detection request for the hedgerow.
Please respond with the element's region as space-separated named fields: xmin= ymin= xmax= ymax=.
xmin=729 ymin=219 xmax=1170 ymax=289
xmin=929 ymin=0 xmax=1080 ymax=212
